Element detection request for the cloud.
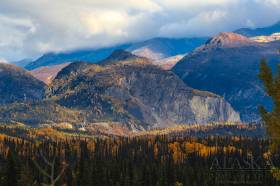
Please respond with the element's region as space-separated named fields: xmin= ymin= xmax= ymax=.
xmin=0 ymin=58 xmax=9 ymax=64
xmin=159 ymin=10 xmax=228 ymax=37
xmin=0 ymin=0 xmax=280 ymax=61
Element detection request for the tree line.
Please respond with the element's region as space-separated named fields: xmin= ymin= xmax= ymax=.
xmin=0 ymin=131 xmax=278 ymax=186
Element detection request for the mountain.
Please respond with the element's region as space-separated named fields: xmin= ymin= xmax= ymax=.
xmin=0 ymin=50 xmax=240 ymax=129
xmin=46 ymin=52 xmax=240 ymax=130
xmin=11 ymin=58 xmax=33 ymax=67
xmin=235 ymin=21 xmax=280 ymax=37
xmin=30 ymin=62 xmax=71 ymax=84
xmin=0 ymin=63 xmax=45 ymax=104
xmin=198 ymin=32 xmax=256 ymax=50
xmin=99 ymin=49 xmax=145 ymax=65
xmin=172 ymin=32 xmax=280 ymax=121
xmin=100 ymin=49 xmax=183 ymax=70
xmin=24 ymin=37 xmax=208 ymax=70
xmin=129 ymin=37 xmax=208 ymax=60
xmin=25 ymin=44 xmax=130 ymax=70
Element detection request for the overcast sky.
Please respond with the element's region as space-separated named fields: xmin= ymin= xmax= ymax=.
xmin=1 ymin=0 xmax=280 ymax=62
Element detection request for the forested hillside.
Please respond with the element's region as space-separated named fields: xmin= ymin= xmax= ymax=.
xmin=0 ymin=126 xmax=278 ymax=186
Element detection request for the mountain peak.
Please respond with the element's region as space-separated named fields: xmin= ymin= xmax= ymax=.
xmin=107 ymin=49 xmax=137 ymax=60
xmin=194 ymin=32 xmax=255 ymax=53
xmin=99 ymin=49 xmax=148 ymax=65
xmin=206 ymin=32 xmax=254 ymax=47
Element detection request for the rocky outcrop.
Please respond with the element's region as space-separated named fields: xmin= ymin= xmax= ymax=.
xmin=190 ymin=96 xmax=240 ymax=124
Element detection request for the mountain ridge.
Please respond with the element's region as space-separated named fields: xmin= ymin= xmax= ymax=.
xmin=235 ymin=21 xmax=280 ymax=37
xmin=99 ymin=49 xmax=147 ymax=65
xmin=24 ymin=37 xmax=208 ymax=70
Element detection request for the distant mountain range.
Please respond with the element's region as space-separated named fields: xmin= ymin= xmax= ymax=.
xmin=172 ymin=32 xmax=280 ymax=121
xmin=235 ymin=21 xmax=280 ymax=37
xmin=24 ymin=44 xmax=130 ymax=70
xmin=11 ymin=58 xmax=33 ymax=67
xmin=24 ymin=37 xmax=208 ymax=70
xmin=128 ymin=37 xmax=208 ymax=59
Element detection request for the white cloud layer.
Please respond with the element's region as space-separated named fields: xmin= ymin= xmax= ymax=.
xmin=0 ymin=0 xmax=280 ymax=61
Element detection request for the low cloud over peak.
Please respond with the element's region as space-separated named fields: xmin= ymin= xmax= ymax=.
xmin=1 ymin=0 xmax=280 ymax=61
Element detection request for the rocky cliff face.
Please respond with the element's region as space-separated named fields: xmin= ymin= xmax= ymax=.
xmin=190 ymin=96 xmax=240 ymax=124
xmin=47 ymin=53 xmax=240 ymax=130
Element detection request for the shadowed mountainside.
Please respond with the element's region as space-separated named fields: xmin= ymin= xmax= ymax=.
xmin=0 ymin=63 xmax=45 ymax=104
xmin=172 ymin=32 xmax=280 ymax=121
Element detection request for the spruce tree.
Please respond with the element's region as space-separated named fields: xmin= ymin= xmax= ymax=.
xmin=258 ymin=59 xmax=280 ymax=150
xmin=259 ymin=59 xmax=280 ymax=180
xmin=5 ymin=150 xmax=19 ymax=186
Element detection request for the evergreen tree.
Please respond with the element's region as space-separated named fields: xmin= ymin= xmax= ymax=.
xmin=259 ymin=59 xmax=280 ymax=181
xmin=18 ymin=163 xmax=35 ymax=186
xmin=5 ymin=150 xmax=19 ymax=186
xmin=259 ymin=59 xmax=280 ymax=151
